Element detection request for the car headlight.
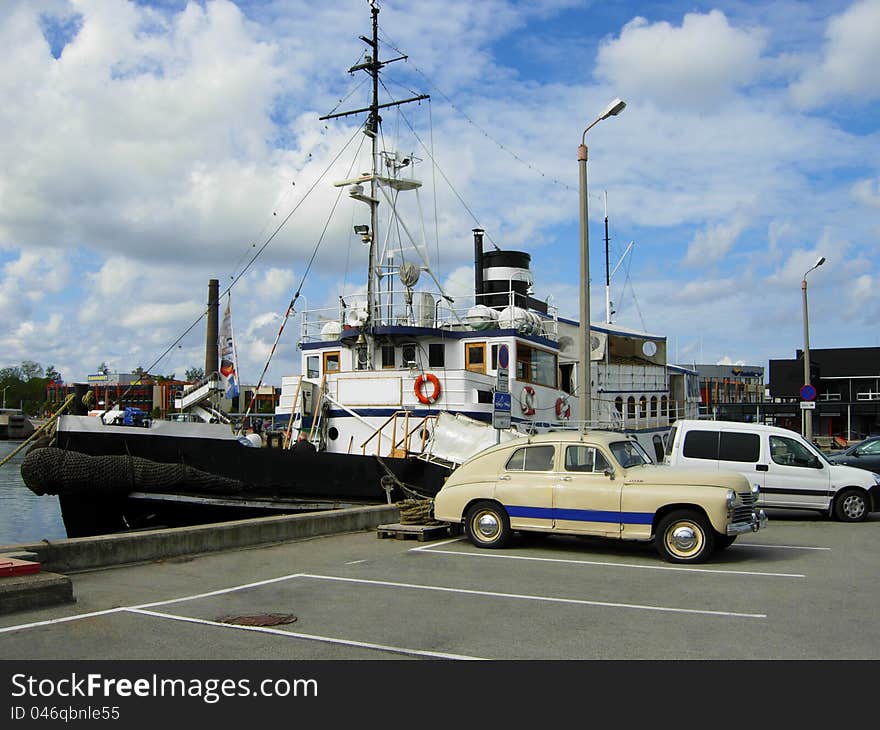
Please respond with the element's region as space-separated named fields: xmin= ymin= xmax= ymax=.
xmin=873 ymin=472 xmax=880 ymax=486
xmin=726 ymin=489 xmax=737 ymax=510
xmin=751 ymin=483 xmax=760 ymax=498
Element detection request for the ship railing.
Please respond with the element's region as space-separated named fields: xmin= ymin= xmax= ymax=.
xmin=299 ymin=288 xmax=560 ymax=342
xmin=360 ymin=410 xmax=438 ymax=457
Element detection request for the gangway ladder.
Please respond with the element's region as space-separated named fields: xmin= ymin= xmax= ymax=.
xmin=307 ymin=375 xmax=327 ymax=448
xmin=283 ymin=376 xmax=305 ymax=449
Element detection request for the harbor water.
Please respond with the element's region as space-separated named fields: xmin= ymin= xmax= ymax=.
xmin=0 ymin=440 xmax=66 ymax=545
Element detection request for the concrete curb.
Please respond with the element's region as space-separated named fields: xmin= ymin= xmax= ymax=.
xmin=0 ymin=504 xmax=400 ymax=574
xmin=0 ymin=573 xmax=74 ymax=615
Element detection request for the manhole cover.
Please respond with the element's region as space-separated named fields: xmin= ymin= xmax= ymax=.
xmin=216 ymin=614 xmax=298 ymax=627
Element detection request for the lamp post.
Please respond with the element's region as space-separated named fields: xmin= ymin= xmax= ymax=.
xmin=802 ymin=255 xmax=825 ymax=442
xmin=1 ymin=385 xmax=9 ymax=410
xmin=578 ymin=98 xmax=626 ymax=426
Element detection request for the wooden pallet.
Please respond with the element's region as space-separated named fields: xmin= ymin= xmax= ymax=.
xmin=377 ymin=522 xmax=453 ymax=541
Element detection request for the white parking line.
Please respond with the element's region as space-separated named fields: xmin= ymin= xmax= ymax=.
xmin=127 ymin=608 xmax=486 ymax=660
xmin=732 ymin=543 xmax=831 ymax=551
xmin=411 ymin=541 xmax=805 ymax=578
xmin=299 ymin=573 xmax=767 ymax=619
xmin=0 ymin=608 xmax=126 ymax=635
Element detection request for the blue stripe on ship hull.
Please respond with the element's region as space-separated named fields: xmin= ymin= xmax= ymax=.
xmin=506 ymin=505 xmax=653 ymax=525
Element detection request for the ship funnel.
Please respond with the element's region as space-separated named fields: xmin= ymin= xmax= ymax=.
xmin=205 ymin=279 xmax=219 ymax=377
xmin=473 ymin=228 xmax=484 ymax=303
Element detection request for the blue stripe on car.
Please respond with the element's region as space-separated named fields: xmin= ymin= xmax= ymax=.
xmin=506 ymin=506 xmax=653 ymax=524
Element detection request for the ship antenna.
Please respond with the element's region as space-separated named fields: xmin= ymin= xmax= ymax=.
xmin=319 ymin=0 xmax=428 ymax=368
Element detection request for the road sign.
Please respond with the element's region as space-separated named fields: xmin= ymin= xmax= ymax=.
xmin=496 ymin=368 xmax=509 ymax=393
xmin=493 ymin=391 xmax=512 ymax=429
xmin=800 ymin=384 xmax=817 ymax=401
xmin=498 ymin=344 xmax=509 ymax=369
xmin=800 ymin=401 xmax=816 ymax=410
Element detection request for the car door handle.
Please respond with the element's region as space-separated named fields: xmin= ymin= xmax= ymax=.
xmin=755 ymin=464 xmax=768 ymax=472
xmin=498 ymin=475 xmax=511 ymax=481
xmin=559 ymin=476 xmax=572 ymax=481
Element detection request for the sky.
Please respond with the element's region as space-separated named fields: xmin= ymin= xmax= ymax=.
xmin=1 ymin=0 xmax=878 ymax=386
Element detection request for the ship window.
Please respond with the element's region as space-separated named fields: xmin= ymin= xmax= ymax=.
xmin=306 ymin=356 xmax=319 ymax=378
xmin=639 ymin=396 xmax=647 ymax=418
xmin=559 ymin=363 xmax=575 ymax=395
xmin=515 ymin=344 xmax=557 ymax=388
xmin=466 ymin=342 xmax=486 ymax=373
xmin=661 ymin=395 xmax=668 ymax=417
xmin=402 ymin=343 xmax=417 ymax=367
xmin=650 ymin=396 xmax=658 ymax=418
xmin=323 ymin=351 xmax=340 ymax=373
xmin=381 ymin=345 xmax=395 ymax=368
xmin=627 ymin=397 xmax=636 ymax=419
xmin=429 ymin=343 xmax=445 ymax=368
xmin=615 ymin=397 xmax=623 ymax=414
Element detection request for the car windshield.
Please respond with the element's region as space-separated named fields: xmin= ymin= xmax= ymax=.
xmin=609 ymin=440 xmax=653 ymax=469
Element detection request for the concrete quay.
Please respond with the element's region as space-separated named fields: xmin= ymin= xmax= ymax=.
xmin=0 ymin=504 xmax=397 ymax=615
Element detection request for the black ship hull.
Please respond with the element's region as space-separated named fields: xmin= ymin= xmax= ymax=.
xmin=26 ymin=416 xmax=449 ymax=537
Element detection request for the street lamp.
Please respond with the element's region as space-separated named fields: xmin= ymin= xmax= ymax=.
xmin=1 ymin=385 xmax=9 ymax=410
xmin=802 ymin=255 xmax=825 ymax=442
xmin=578 ymin=98 xmax=626 ymax=426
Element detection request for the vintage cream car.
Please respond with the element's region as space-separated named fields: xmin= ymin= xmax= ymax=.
xmin=433 ymin=431 xmax=767 ymax=564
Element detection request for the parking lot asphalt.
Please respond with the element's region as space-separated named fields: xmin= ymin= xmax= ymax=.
xmin=1 ymin=509 xmax=878 ymax=660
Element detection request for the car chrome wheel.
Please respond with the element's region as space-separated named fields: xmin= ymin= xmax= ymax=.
xmin=464 ymin=502 xmax=511 ymax=549
xmin=656 ymin=510 xmax=715 ymax=564
xmin=476 ymin=511 xmax=500 ymax=539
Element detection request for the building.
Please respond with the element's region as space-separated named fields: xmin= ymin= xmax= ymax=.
xmin=766 ymin=347 xmax=880 ymax=441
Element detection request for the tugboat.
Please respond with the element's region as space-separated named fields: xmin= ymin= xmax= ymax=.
xmin=21 ymin=1 xmax=699 ymax=538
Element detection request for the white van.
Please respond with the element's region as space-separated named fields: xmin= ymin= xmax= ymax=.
xmin=664 ymin=420 xmax=880 ymax=522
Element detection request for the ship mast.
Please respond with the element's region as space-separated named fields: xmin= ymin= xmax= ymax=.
xmin=319 ymin=0 xmax=428 ymax=368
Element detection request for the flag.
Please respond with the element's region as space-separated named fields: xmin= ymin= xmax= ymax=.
xmin=219 ymin=295 xmax=240 ymax=399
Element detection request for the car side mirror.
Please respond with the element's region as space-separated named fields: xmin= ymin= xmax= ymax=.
xmin=603 ymin=467 xmax=615 ymax=479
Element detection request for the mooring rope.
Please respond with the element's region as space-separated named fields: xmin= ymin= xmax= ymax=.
xmin=0 ymin=393 xmax=76 ymax=468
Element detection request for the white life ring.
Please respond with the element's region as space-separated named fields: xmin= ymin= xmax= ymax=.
xmin=520 ymin=385 xmax=536 ymax=416
xmin=555 ymin=397 xmax=571 ymax=420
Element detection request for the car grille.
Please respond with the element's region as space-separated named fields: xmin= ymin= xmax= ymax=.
xmin=731 ymin=489 xmax=757 ymax=524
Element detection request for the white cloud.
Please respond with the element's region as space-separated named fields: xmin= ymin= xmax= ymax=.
xmin=790 ymin=0 xmax=880 ymax=108
xmin=595 ymin=10 xmax=767 ymax=109
xmin=684 ymin=214 xmax=750 ymax=267
xmin=851 ymin=178 xmax=880 ymax=208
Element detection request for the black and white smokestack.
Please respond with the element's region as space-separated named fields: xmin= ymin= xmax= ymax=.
xmin=473 ymin=228 xmax=484 ymax=302
xmin=205 ymin=279 xmax=219 ymax=378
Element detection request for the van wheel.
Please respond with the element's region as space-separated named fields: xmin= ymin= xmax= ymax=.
xmin=655 ymin=510 xmax=715 ymax=563
xmin=715 ymin=535 xmax=736 ymax=550
xmin=465 ymin=502 xmax=511 ymax=548
xmin=833 ymin=489 xmax=869 ymax=522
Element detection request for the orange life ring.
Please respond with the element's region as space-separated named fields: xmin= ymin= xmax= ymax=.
xmin=521 ymin=385 xmax=536 ymax=416
xmin=555 ymin=397 xmax=571 ymax=420
xmin=414 ymin=373 xmax=441 ymax=404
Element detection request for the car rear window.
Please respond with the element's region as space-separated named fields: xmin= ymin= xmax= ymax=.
xmin=505 ymin=445 xmax=555 ymax=472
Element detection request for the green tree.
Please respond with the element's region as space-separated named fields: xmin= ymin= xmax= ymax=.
xmin=20 ymin=360 xmax=44 ymax=381
xmin=45 ymin=365 xmax=62 ymax=383
xmin=185 ymin=366 xmax=204 ymax=382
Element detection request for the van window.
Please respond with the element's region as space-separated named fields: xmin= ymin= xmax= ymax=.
xmin=719 ymin=432 xmax=761 ymax=462
xmin=769 ymin=435 xmax=821 ymax=469
xmin=682 ymin=430 xmax=719 ymax=460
